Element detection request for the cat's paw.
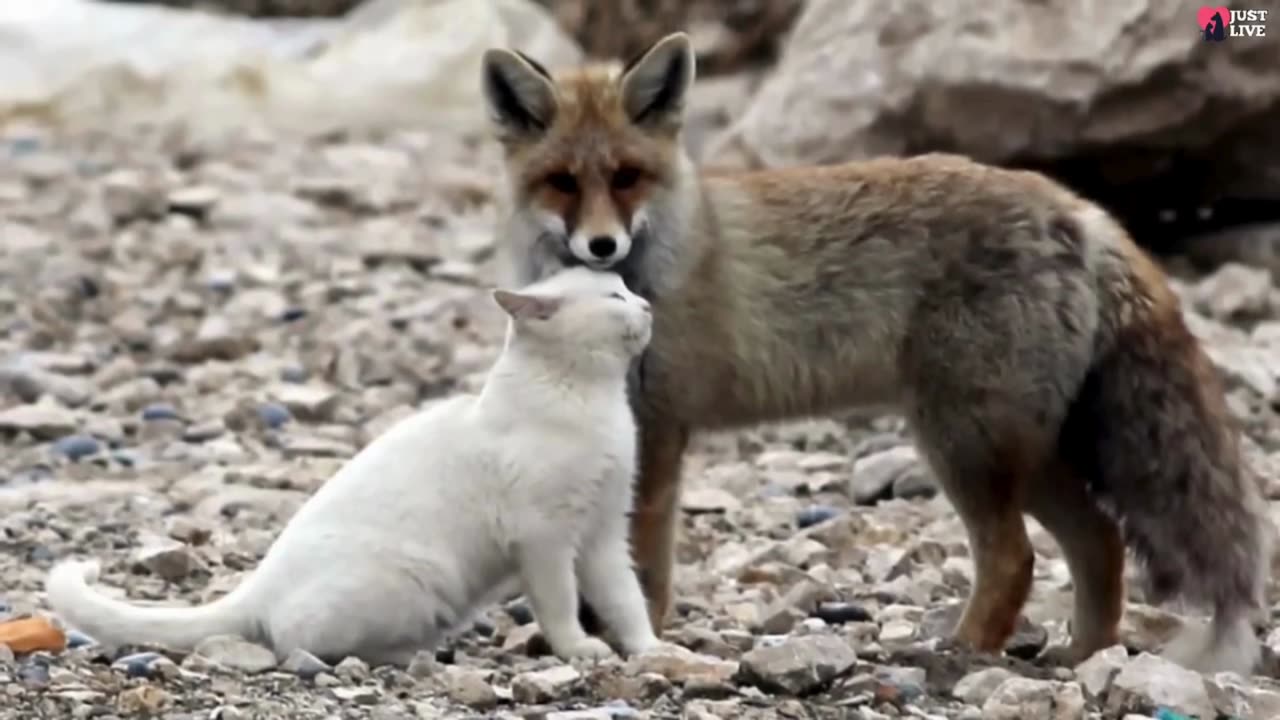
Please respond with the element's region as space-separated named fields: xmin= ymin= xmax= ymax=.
xmin=555 ymin=636 xmax=615 ymax=662
xmin=619 ymin=632 xmax=665 ymax=656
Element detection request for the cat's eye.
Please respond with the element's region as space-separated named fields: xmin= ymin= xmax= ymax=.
xmin=611 ymin=166 xmax=642 ymax=191
xmin=546 ymin=171 xmax=579 ymax=194
xmin=608 ymin=292 xmax=626 ymax=300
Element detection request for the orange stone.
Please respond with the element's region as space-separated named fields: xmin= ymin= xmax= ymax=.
xmin=0 ymin=616 xmax=67 ymax=654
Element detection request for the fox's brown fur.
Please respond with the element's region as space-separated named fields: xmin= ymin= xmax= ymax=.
xmin=480 ymin=33 xmax=1275 ymax=674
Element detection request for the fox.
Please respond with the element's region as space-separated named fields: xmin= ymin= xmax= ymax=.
xmin=478 ymin=32 xmax=1276 ymax=674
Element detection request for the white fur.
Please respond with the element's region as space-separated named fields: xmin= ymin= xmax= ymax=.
xmin=1162 ymin=613 xmax=1260 ymax=677
xmin=45 ymin=267 xmax=660 ymax=666
xmin=536 ymin=209 xmax=568 ymax=239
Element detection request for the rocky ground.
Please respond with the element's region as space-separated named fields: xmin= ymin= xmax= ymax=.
xmin=4 ymin=115 xmax=1280 ymax=720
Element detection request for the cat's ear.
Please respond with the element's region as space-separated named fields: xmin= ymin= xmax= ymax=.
xmin=619 ymin=32 xmax=696 ymax=129
xmin=481 ymin=48 xmax=558 ymax=139
xmin=493 ymin=289 xmax=562 ymax=321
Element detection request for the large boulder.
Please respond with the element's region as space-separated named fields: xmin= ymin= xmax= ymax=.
xmin=704 ymin=0 xmax=1280 ymax=210
xmin=99 ymin=0 xmax=365 ymax=18
xmin=532 ymin=0 xmax=803 ymax=75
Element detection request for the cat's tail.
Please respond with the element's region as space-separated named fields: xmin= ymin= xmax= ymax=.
xmin=46 ymin=560 xmax=256 ymax=652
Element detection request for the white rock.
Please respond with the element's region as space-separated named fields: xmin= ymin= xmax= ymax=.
xmin=982 ymin=677 xmax=1085 ymax=720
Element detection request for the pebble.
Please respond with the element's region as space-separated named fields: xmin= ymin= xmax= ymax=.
xmin=0 ymin=404 xmax=78 ymax=439
xmin=953 ymin=667 xmax=1016 ymax=705
xmin=331 ymin=686 xmax=381 ymax=705
xmin=334 ymin=655 xmax=370 ymax=682
xmin=112 ymin=651 xmax=172 ymax=679
xmin=141 ymin=402 xmax=182 ymax=421
xmin=1074 ymin=644 xmax=1128 ymax=698
xmin=982 ymin=677 xmax=1086 ymax=720
xmin=849 ymin=445 xmax=922 ymax=504
xmin=116 ymin=685 xmax=172 ymax=715
xmin=131 ymin=541 xmax=200 ymax=581
xmin=505 ymin=600 xmax=534 ymax=625
xmin=281 ymin=648 xmax=331 ymax=679
xmin=256 ymin=402 xmax=292 ymax=429
xmin=52 ymin=434 xmax=101 ymax=461
xmin=512 ymin=664 xmax=582 ymax=704
xmin=64 ymin=630 xmax=95 ymax=649
xmin=736 ymin=634 xmax=858 ymax=695
xmin=1105 ymin=653 xmax=1215 ymax=719
xmin=440 ymin=667 xmax=499 ymax=709
xmin=795 ymin=505 xmax=839 ymax=529
xmin=18 ymin=661 xmax=50 ymax=688
xmin=192 ymin=635 xmax=278 ymax=674
xmin=269 ymin=383 xmax=338 ymax=421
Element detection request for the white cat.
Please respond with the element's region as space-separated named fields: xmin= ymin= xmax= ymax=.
xmin=45 ymin=266 xmax=662 ymax=666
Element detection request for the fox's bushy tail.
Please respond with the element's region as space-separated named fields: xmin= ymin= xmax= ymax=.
xmin=46 ymin=560 xmax=255 ymax=653
xmin=1065 ymin=218 xmax=1274 ymax=675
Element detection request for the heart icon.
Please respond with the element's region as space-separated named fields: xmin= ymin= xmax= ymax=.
xmin=1197 ymin=6 xmax=1230 ymax=29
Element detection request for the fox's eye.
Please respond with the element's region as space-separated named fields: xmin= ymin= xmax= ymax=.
xmin=546 ymin=172 xmax=579 ymax=194
xmin=611 ymin=166 xmax=641 ymax=191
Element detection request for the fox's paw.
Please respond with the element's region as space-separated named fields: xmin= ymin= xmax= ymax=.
xmin=555 ymin=636 xmax=615 ymax=662
xmin=1035 ymin=643 xmax=1100 ymax=669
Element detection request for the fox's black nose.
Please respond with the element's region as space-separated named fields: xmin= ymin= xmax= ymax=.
xmin=588 ymin=236 xmax=617 ymax=258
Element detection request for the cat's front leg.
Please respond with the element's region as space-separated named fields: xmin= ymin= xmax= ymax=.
xmin=516 ymin=543 xmax=614 ymax=661
xmin=576 ymin=531 xmax=661 ymax=656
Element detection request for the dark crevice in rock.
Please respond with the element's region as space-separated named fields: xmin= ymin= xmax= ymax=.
xmin=1011 ymin=148 xmax=1280 ymax=258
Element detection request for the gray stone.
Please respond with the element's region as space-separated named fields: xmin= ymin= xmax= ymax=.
xmin=1105 ymin=652 xmax=1215 ymax=720
xmin=952 ymin=667 xmax=1016 ymax=705
xmin=511 ymin=664 xmax=581 ymax=704
xmin=192 ymin=635 xmax=278 ymax=674
xmin=0 ymin=404 xmax=77 ymax=439
xmin=982 ymin=677 xmax=1086 ymax=720
xmin=736 ymin=634 xmax=858 ymax=695
xmin=1073 ymin=644 xmax=1129 ymax=698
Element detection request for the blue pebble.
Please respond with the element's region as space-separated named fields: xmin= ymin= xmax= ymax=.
xmin=66 ymin=630 xmax=96 ymax=649
xmin=505 ymin=600 xmax=534 ymax=626
xmin=795 ymin=505 xmax=839 ymax=529
xmin=27 ymin=545 xmax=54 ymax=563
xmin=112 ymin=449 xmax=141 ymax=468
xmin=0 ymin=598 xmax=11 ymax=621
xmin=279 ymin=307 xmax=307 ymax=323
xmin=141 ymin=403 xmax=181 ymax=421
xmin=113 ymin=652 xmax=164 ymax=679
xmin=6 ymin=138 xmax=41 ymax=157
xmin=18 ymin=663 xmax=49 ymax=688
xmin=256 ymin=402 xmax=291 ymax=429
xmin=1154 ymin=710 xmax=1194 ymax=720
xmin=280 ymin=366 xmax=308 ymax=383
xmin=53 ymin=434 xmax=100 ymax=461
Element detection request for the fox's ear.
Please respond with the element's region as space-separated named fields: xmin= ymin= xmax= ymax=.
xmin=481 ymin=48 xmax=558 ymax=138
xmin=493 ymin=289 xmax=562 ymax=321
xmin=619 ymin=32 xmax=695 ymax=129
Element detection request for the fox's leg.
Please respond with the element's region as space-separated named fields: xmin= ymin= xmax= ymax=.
xmin=912 ymin=420 xmax=1037 ymax=652
xmin=1025 ymin=464 xmax=1126 ymax=665
xmin=628 ymin=419 xmax=691 ymax=631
